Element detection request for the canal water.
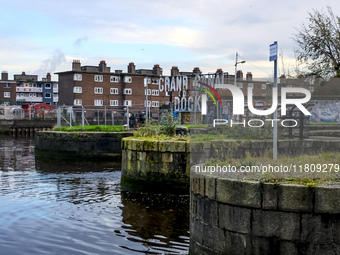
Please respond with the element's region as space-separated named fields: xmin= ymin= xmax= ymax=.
xmin=0 ymin=135 xmax=189 ymax=255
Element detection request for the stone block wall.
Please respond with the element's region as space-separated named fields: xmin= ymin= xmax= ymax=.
xmin=190 ymin=171 xmax=340 ymax=255
xmin=35 ymin=131 xmax=133 ymax=159
xmin=121 ymin=138 xmax=190 ymax=194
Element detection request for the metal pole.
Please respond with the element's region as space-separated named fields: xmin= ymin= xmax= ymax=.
xmin=273 ymin=46 xmax=278 ymax=160
xmin=234 ymin=52 xmax=238 ymax=86
xmin=112 ymin=110 xmax=114 ymax=126
xmin=127 ymin=106 xmax=129 ymax=130
xmin=81 ymin=106 xmax=85 ymax=130
xmin=57 ymin=106 xmax=61 ymax=127
xmin=145 ymin=77 xmax=148 ymax=123
xmin=104 ymin=106 xmax=106 ymax=128
xmin=69 ymin=107 xmax=72 ymax=127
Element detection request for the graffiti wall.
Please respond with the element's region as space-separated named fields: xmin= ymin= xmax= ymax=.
xmin=309 ymin=100 xmax=340 ymax=123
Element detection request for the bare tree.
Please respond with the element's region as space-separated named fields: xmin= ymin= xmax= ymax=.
xmin=293 ymin=6 xmax=340 ymax=79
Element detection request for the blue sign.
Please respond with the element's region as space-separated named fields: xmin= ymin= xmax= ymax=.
xmin=270 ymin=42 xmax=278 ymax=61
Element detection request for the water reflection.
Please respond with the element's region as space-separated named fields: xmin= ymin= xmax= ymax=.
xmin=0 ymin=135 xmax=189 ymax=254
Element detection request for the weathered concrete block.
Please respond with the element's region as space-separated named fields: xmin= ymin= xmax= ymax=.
xmin=279 ymin=241 xmax=298 ymax=255
xmin=301 ymin=214 xmax=333 ymax=244
xmin=315 ymin=185 xmax=340 ymax=214
xmin=204 ymin=175 xmax=216 ymax=200
xmin=219 ymin=203 xmax=251 ymax=234
xmin=252 ymin=209 xmax=300 ymax=241
xmin=190 ymin=216 xmax=204 ymax=245
xmin=262 ymin=182 xmax=278 ymax=210
xmin=224 ymin=230 xmax=248 ymax=255
xmin=216 ymin=178 xmax=261 ymax=208
xmin=143 ymin=140 xmax=159 ymax=151
xmin=203 ymin=225 xmax=225 ymax=253
xmin=196 ymin=197 xmax=218 ymax=227
xmin=278 ymin=184 xmax=314 ymax=212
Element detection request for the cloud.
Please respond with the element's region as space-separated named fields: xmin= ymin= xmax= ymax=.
xmin=73 ymin=36 xmax=88 ymax=47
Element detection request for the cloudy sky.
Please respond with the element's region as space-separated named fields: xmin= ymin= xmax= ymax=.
xmin=0 ymin=0 xmax=339 ymax=81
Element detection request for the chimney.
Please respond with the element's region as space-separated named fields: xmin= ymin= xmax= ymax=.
xmin=236 ymin=70 xmax=243 ymax=80
xmin=99 ymin=60 xmax=107 ymax=72
xmin=153 ymin=64 xmax=161 ymax=76
xmin=171 ymin=66 xmax=179 ymax=76
xmin=128 ymin=62 xmax=136 ymax=74
xmin=46 ymin=73 xmax=51 ymax=82
xmin=72 ymin=60 xmax=81 ymax=72
xmin=216 ymin=69 xmax=223 ymax=74
xmin=246 ymin=72 xmax=253 ymax=81
xmin=280 ymin=74 xmax=286 ymax=85
xmin=1 ymin=71 xmax=8 ymax=81
xmin=22 ymin=71 xmax=26 ymax=75
xmin=193 ymin=67 xmax=201 ymax=75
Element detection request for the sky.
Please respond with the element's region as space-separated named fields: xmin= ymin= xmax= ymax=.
xmin=1 ymin=0 xmax=339 ymax=81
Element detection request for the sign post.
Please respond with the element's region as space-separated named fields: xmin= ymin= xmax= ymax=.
xmin=270 ymin=41 xmax=278 ymax=160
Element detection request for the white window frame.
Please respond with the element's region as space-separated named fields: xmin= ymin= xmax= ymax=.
xmin=144 ymin=100 xmax=151 ymax=107
xmin=124 ymin=100 xmax=132 ymax=106
xmin=94 ymin=75 xmax=103 ymax=82
xmin=45 ymin=93 xmax=51 ymax=98
xmin=110 ymin=100 xmax=119 ymax=106
xmin=110 ymin=76 xmax=119 ymax=83
xmin=4 ymin=92 xmax=10 ymax=98
xmin=152 ymin=90 xmax=159 ymax=96
xmin=74 ymin=74 xmax=82 ymax=81
xmin=248 ymin=83 xmax=254 ymax=88
xmin=110 ymin=88 xmax=119 ymax=94
xmin=262 ymin=84 xmax=266 ymax=90
xmin=45 ymin=83 xmax=51 ymax=89
xmin=309 ymin=86 xmax=314 ymax=92
xmin=152 ymin=78 xmax=159 ymax=84
xmin=74 ymin=99 xmax=82 ymax=106
xmin=237 ymin=83 xmax=243 ymax=88
xmin=94 ymin=99 xmax=103 ymax=106
xmin=152 ymin=101 xmax=159 ymax=107
xmin=73 ymin=87 xmax=82 ymax=93
xmin=145 ymin=89 xmax=151 ymax=95
xmin=124 ymin=88 xmax=132 ymax=95
xmin=124 ymin=76 xmax=132 ymax=83
xmin=94 ymin=87 xmax=103 ymax=94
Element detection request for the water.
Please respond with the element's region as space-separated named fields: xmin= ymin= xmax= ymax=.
xmin=0 ymin=135 xmax=189 ymax=255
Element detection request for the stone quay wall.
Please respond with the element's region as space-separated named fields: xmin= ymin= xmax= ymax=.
xmin=35 ymin=131 xmax=133 ymax=159
xmin=190 ymin=170 xmax=340 ymax=255
xmin=191 ymin=139 xmax=340 ymax=165
xmin=121 ymin=138 xmax=190 ymax=194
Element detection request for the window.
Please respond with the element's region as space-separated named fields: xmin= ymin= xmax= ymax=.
xmin=144 ymin=101 xmax=151 ymax=107
xmin=124 ymin=88 xmax=132 ymax=95
xmin=148 ymin=78 xmax=151 ymax=84
xmin=94 ymin=87 xmax=103 ymax=94
xmin=262 ymin=84 xmax=266 ymax=90
xmin=309 ymin=86 xmax=314 ymax=92
xmin=110 ymin=76 xmax=119 ymax=83
xmin=4 ymin=83 xmax=10 ymax=88
xmin=124 ymin=100 xmax=132 ymax=106
xmin=94 ymin=75 xmax=103 ymax=82
xmin=237 ymin=83 xmax=243 ymax=88
xmin=74 ymin=99 xmax=82 ymax=106
xmin=110 ymin=88 xmax=119 ymax=94
xmin=152 ymin=78 xmax=159 ymax=84
xmin=145 ymin=89 xmax=151 ymax=95
xmin=124 ymin=76 xmax=132 ymax=83
xmin=152 ymin=90 xmax=159 ymax=96
xmin=4 ymin=92 xmax=10 ymax=98
xmin=248 ymin=83 xmax=254 ymax=88
xmin=45 ymin=93 xmax=51 ymax=98
xmin=110 ymin=100 xmax=119 ymax=106
xmin=74 ymin=74 xmax=82 ymax=81
xmin=45 ymin=83 xmax=51 ymax=89
xmin=152 ymin=101 xmax=159 ymax=107
xmin=73 ymin=87 xmax=82 ymax=93
xmin=94 ymin=100 xmax=103 ymax=106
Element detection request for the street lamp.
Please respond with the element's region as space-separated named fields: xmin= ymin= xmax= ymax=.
xmin=234 ymin=52 xmax=246 ymax=86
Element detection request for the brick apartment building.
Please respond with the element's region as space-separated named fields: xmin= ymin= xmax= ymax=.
xmin=56 ymin=60 xmax=205 ymax=115
xmin=0 ymin=71 xmax=17 ymax=105
xmin=14 ymin=72 xmax=59 ymax=106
